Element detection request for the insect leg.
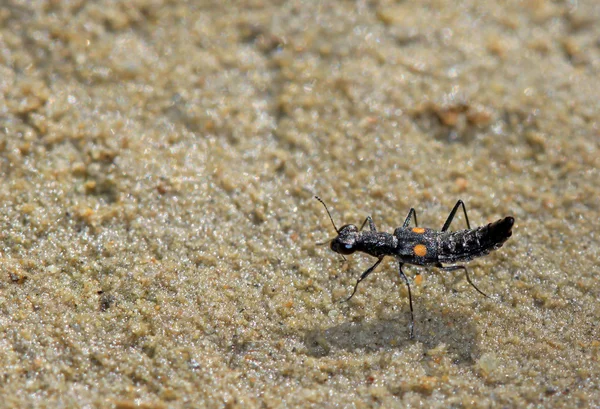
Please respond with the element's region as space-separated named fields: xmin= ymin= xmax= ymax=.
xmin=398 ymin=263 xmax=415 ymax=339
xmin=441 ymin=200 xmax=471 ymax=231
xmin=402 ymin=208 xmax=418 ymax=228
xmin=343 ymin=256 xmax=384 ymax=302
xmin=436 ymin=263 xmax=489 ymax=298
xmin=358 ymin=216 xmax=377 ymax=232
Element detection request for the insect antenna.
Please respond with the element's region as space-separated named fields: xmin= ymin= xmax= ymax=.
xmin=314 ymin=196 xmax=340 ymax=234
xmin=315 ymin=196 xmax=347 ymax=261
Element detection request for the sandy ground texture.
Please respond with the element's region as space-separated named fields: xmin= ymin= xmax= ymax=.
xmin=1 ymin=0 xmax=599 ymax=407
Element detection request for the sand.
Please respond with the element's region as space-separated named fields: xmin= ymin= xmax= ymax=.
xmin=1 ymin=0 xmax=599 ymax=407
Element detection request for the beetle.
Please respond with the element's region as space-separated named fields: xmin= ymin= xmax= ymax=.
xmin=315 ymin=196 xmax=514 ymax=338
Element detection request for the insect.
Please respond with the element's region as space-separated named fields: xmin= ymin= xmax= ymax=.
xmin=315 ymin=196 xmax=514 ymax=338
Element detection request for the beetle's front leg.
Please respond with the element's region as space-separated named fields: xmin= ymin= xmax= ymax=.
xmin=359 ymin=216 xmax=377 ymax=232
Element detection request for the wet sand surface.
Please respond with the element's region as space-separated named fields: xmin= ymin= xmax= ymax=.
xmin=1 ymin=1 xmax=599 ymax=407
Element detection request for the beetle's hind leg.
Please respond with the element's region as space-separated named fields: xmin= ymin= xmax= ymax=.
xmin=441 ymin=200 xmax=471 ymax=232
xmin=435 ymin=263 xmax=489 ymax=298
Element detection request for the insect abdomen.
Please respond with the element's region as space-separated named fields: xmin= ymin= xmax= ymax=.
xmin=437 ymin=217 xmax=514 ymax=263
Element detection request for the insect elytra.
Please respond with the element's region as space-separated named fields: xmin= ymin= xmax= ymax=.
xmin=315 ymin=196 xmax=514 ymax=338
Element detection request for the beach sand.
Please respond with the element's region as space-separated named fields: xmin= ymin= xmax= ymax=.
xmin=1 ymin=1 xmax=599 ymax=407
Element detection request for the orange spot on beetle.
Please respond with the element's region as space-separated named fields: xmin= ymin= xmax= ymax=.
xmin=413 ymin=244 xmax=427 ymax=257
xmin=412 ymin=227 xmax=426 ymax=234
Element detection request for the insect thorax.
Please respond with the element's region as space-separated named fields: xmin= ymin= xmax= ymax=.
xmin=355 ymin=231 xmax=398 ymax=257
